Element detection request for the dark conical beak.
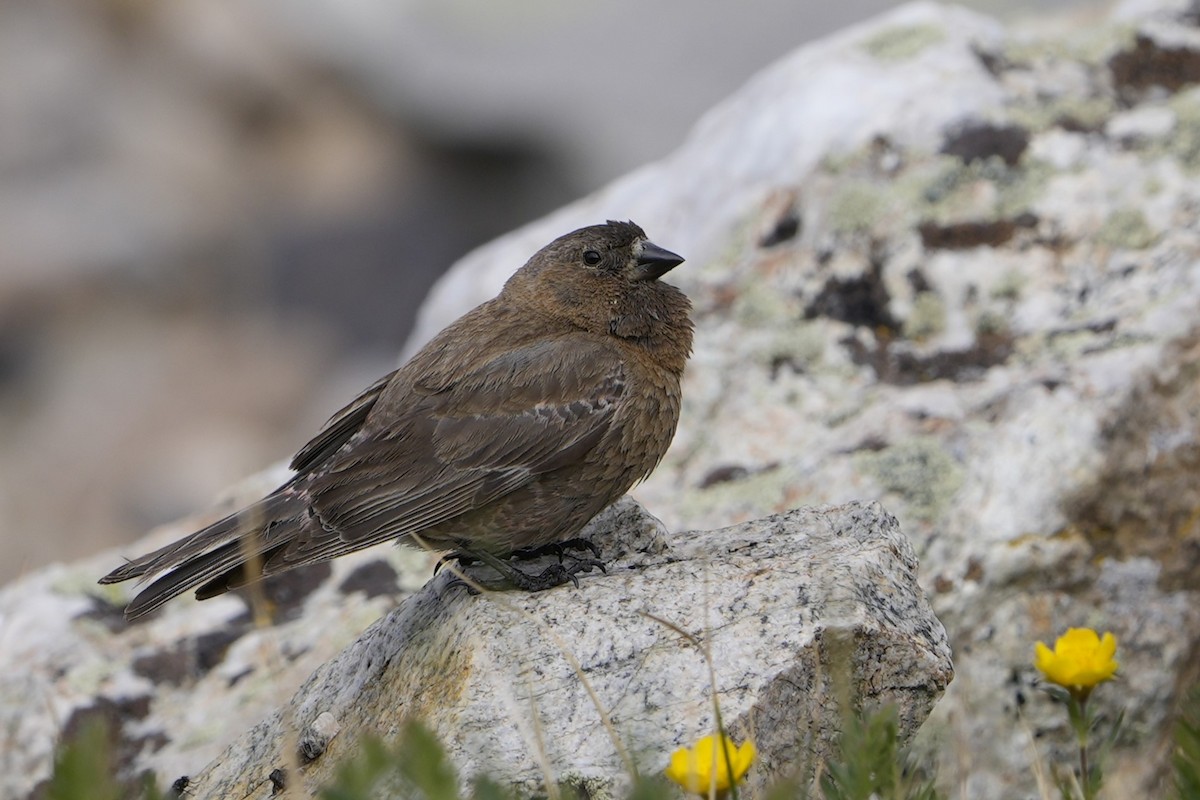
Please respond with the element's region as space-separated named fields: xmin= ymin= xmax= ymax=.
xmin=633 ymin=240 xmax=685 ymax=281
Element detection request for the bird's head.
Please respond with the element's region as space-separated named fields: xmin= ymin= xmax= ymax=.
xmin=504 ymin=220 xmax=689 ymax=340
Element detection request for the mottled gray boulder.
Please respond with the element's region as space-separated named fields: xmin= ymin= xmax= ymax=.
xmin=0 ymin=495 xmax=948 ymax=800
xmin=412 ymin=1 xmax=1200 ymax=796
xmin=183 ymin=499 xmax=950 ymax=799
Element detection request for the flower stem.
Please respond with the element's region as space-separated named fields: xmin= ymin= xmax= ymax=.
xmin=1076 ymin=695 xmax=1093 ymax=800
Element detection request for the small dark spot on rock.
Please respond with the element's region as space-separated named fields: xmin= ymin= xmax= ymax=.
xmin=699 ymin=465 xmax=751 ymax=488
xmin=252 ymin=562 xmax=333 ymax=622
xmin=964 ymin=557 xmax=985 ymax=582
xmin=972 ymin=42 xmax=1010 ymax=77
xmin=227 ymin=667 xmax=255 ymax=687
xmin=170 ymin=775 xmax=191 ymax=796
xmin=269 ymin=768 xmax=287 ymax=795
xmin=918 ymin=219 xmax=1017 ymax=250
xmin=805 ymin=258 xmax=898 ymax=332
xmin=132 ymin=617 xmax=253 ymax=685
xmin=195 ymin=626 xmax=249 ymax=673
xmin=769 ymin=353 xmax=805 ymax=380
xmin=940 ymin=121 xmax=1030 ymax=166
xmin=1057 ymin=114 xmax=1105 ymax=134
xmin=846 ymin=435 xmax=889 ymax=453
xmin=843 ymin=329 xmax=1015 ymax=384
xmin=1110 ymin=32 xmax=1200 ymax=98
xmin=759 ymin=208 xmax=802 ymax=247
xmin=109 ymin=695 xmax=151 ymax=724
xmin=338 ymin=560 xmax=399 ymax=599
xmin=133 ymin=644 xmax=193 ymax=687
xmin=1013 ymin=211 xmax=1039 ymax=229
xmin=74 ymin=595 xmax=135 ymax=632
xmin=867 ymin=135 xmax=904 ymax=176
xmin=906 ymin=269 xmax=932 ymax=293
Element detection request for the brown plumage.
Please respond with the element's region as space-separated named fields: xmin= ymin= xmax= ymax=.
xmin=100 ymin=220 xmax=692 ymax=619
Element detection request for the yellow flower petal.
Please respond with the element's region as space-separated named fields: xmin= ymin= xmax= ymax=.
xmin=1033 ymin=627 xmax=1119 ymax=695
xmin=664 ymin=733 xmax=756 ymax=796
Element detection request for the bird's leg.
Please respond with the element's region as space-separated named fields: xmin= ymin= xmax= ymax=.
xmin=433 ymin=550 xmax=479 ymax=575
xmin=447 ymin=546 xmax=604 ymax=592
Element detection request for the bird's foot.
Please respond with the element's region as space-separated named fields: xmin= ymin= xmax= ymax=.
xmin=442 ymin=547 xmax=606 ymax=593
xmin=509 ymin=538 xmax=602 ymax=563
xmin=505 ymin=557 xmax=606 ymax=591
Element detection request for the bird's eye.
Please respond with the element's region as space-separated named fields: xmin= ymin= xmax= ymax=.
xmin=583 ymin=250 xmax=602 ymax=266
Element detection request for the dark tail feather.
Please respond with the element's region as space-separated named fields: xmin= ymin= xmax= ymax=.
xmin=193 ymin=543 xmax=289 ymax=600
xmin=100 ymin=492 xmax=303 ymax=619
xmin=122 ymin=539 xmax=255 ymax=619
xmin=99 ymin=494 xmax=295 ymax=586
xmin=121 ymin=530 xmax=303 ymax=619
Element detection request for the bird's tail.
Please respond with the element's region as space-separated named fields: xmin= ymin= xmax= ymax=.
xmin=99 ymin=491 xmax=307 ymax=619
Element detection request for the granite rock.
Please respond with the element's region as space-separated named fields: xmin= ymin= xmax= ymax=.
xmin=180 ymin=500 xmax=950 ymax=800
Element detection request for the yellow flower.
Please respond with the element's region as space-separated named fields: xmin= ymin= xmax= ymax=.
xmin=665 ymin=733 xmax=756 ymax=796
xmin=1034 ymin=627 xmax=1119 ymax=696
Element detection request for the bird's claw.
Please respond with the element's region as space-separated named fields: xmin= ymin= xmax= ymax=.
xmin=509 ymin=558 xmax=606 ymax=591
xmin=433 ymin=550 xmax=478 ymax=575
xmin=509 ymin=538 xmax=602 ymax=563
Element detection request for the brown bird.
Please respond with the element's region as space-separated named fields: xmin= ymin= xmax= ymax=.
xmin=100 ymin=220 xmax=692 ymax=619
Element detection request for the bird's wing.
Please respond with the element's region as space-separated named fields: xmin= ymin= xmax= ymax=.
xmin=289 ymin=369 xmax=397 ymax=473
xmin=270 ymin=336 xmax=626 ymax=565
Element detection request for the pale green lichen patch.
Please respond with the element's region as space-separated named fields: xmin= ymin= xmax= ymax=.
xmin=1096 ymin=208 xmax=1156 ymax=250
xmin=904 ymin=292 xmax=947 ymax=341
xmin=52 ymin=569 xmax=128 ymax=606
xmin=862 ymin=24 xmax=946 ymax=62
xmin=859 ymin=437 xmax=964 ymax=522
xmin=763 ymin=324 xmax=828 ymax=372
xmin=1002 ymin=23 xmax=1134 ymax=74
xmin=685 ymin=462 xmax=804 ymax=520
xmin=64 ymin=659 xmax=110 ymax=697
xmin=989 ymin=269 xmax=1024 ymax=301
xmin=975 ymin=309 xmax=1011 ymax=337
xmin=829 ymin=182 xmax=887 ymax=236
xmin=732 ymin=278 xmax=802 ymax=328
xmin=1010 ymin=95 xmax=1116 ymax=135
xmin=908 ymin=155 xmax=1048 ymax=228
xmin=1163 ymin=90 xmax=1200 ymax=170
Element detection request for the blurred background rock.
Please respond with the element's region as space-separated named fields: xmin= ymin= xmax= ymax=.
xmin=0 ymin=0 xmax=1099 ymax=584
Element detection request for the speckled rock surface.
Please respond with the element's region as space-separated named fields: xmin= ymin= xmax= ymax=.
xmin=0 ymin=497 xmax=948 ymax=800
xmin=181 ymin=499 xmax=949 ymax=800
xmin=412 ymin=1 xmax=1200 ymax=796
